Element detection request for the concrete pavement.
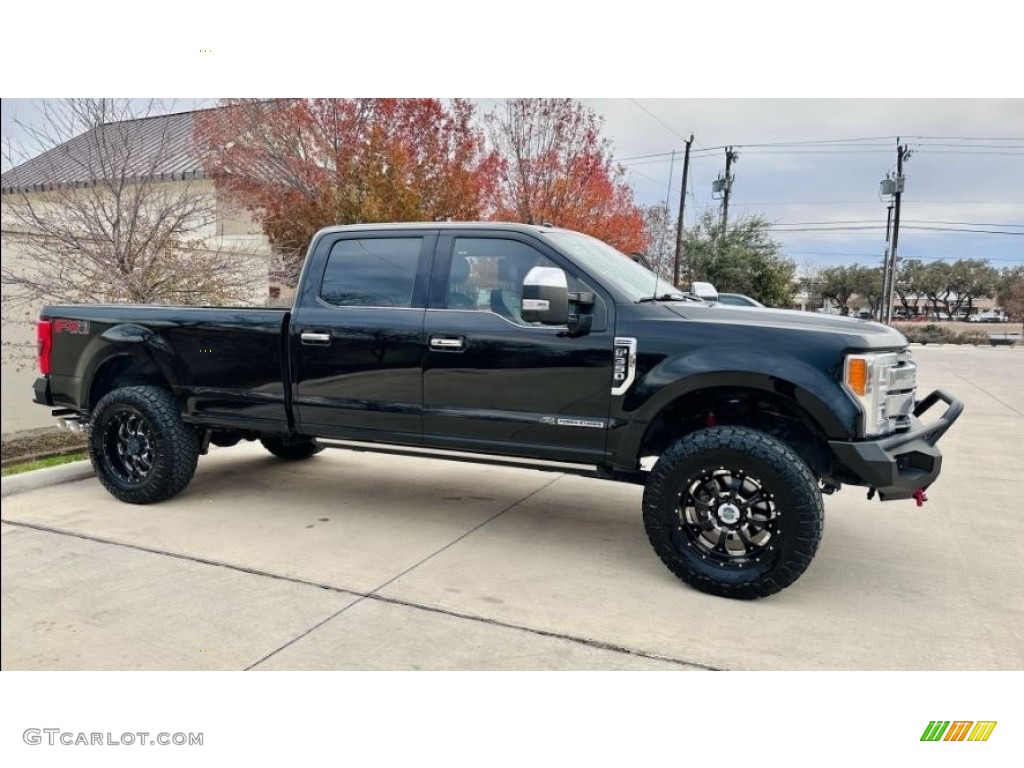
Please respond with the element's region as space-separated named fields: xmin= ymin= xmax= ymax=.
xmin=2 ymin=345 xmax=1022 ymax=670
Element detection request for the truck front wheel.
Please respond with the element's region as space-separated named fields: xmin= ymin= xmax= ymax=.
xmin=260 ymin=436 xmax=323 ymax=461
xmin=89 ymin=385 xmax=200 ymax=504
xmin=642 ymin=426 xmax=824 ymax=599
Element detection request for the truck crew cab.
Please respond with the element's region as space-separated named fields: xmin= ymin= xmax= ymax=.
xmin=34 ymin=222 xmax=963 ymax=598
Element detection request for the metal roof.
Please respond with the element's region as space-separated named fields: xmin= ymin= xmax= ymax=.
xmin=1 ymin=110 xmax=206 ymax=194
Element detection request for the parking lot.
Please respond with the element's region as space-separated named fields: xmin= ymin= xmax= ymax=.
xmin=2 ymin=345 xmax=1022 ymax=671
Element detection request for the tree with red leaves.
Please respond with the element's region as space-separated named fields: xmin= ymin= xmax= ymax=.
xmin=195 ymin=99 xmax=497 ymax=281
xmin=484 ymin=99 xmax=647 ymax=254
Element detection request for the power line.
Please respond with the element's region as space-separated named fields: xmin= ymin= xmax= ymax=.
xmin=765 ymin=219 xmax=1024 ymax=227
xmin=734 ymin=136 xmax=896 ymax=147
xmin=908 ymin=255 xmax=1024 ymax=263
xmin=905 ymin=135 xmax=1024 ymax=142
xmin=914 ymin=150 xmax=1024 ymax=156
xmin=626 ymin=166 xmax=671 ymax=187
xmin=905 ymin=225 xmax=1024 ymax=235
xmin=733 ymin=148 xmax=894 ymax=154
xmin=904 ymin=219 xmax=1024 ymax=227
xmin=764 ymin=225 xmax=1024 ymax=235
xmin=616 ymin=150 xmax=678 ymax=163
xmin=785 ymin=249 xmax=882 ymax=257
xmin=909 ymin=142 xmax=1024 ymax=150
xmin=616 ymin=136 xmax=1024 ymax=164
xmin=627 ymin=100 xmax=693 ymax=145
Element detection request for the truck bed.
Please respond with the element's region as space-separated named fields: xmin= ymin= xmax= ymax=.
xmin=39 ymin=304 xmax=292 ymax=432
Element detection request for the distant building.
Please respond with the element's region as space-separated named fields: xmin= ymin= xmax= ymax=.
xmin=1 ymin=109 xmax=273 ymax=434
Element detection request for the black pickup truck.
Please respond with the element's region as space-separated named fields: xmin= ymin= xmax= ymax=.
xmin=33 ymin=222 xmax=963 ymax=598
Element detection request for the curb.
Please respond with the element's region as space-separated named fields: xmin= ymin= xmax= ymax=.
xmin=1 ymin=460 xmax=95 ymax=498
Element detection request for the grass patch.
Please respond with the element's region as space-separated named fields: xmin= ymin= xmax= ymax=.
xmin=2 ymin=452 xmax=89 ymax=477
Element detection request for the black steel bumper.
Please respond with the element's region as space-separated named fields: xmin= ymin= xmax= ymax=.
xmin=829 ymin=389 xmax=964 ymax=501
xmin=33 ymin=376 xmax=53 ymax=406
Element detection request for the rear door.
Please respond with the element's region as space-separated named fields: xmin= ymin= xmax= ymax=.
xmin=291 ymin=229 xmax=436 ymax=443
xmin=421 ymin=230 xmax=615 ymax=463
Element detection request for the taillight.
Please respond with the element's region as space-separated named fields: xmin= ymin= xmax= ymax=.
xmin=37 ymin=319 xmax=52 ymax=375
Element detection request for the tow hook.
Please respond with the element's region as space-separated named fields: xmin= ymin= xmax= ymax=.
xmin=913 ymin=488 xmax=928 ymax=507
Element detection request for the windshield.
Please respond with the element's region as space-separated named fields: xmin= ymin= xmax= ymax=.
xmin=542 ymin=230 xmax=683 ymax=303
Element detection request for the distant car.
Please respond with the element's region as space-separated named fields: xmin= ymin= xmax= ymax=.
xmin=968 ymin=310 xmax=1008 ymax=323
xmin=716 ymin=292 xmax=765 ymax=308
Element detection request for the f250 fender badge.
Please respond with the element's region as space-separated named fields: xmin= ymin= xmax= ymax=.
xmin=611 ymin=337 xmax=637 ymax=395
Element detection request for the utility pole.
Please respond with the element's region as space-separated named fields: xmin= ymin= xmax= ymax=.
xmin=664 ymin=150 xmax=676 ymax=213
xmin=721 ymin=147 xmax=738 ymax=235
xmin=674 ymin=134 xmax=694 ymax=289
xmin=879 ymin=140 xmax=910 ymax=325
xmin=879 ymin=203 xmax=894 ymax=320
xmin=887 ymin=142 xmax=910 ymax=325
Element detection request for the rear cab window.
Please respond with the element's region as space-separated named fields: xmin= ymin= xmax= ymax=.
xmin=320 ymin=238 xmax=423 ymax=308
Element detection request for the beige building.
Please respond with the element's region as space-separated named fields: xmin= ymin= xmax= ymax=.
xmin=1 ymin=109 xmax=273 ymax=435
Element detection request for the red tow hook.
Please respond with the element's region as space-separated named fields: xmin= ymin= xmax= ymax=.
xmin=913 ymin=488 xmax=928 ymax=507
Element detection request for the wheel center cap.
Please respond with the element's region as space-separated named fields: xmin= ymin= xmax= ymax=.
xmin=126 ymin=437 xmax=142 ymax=455
xmin=717 ymin=502 xmax=741 ymax=525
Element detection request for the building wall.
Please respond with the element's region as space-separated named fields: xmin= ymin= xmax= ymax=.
xmin=1 ymin=179 xmax=272 ymax=435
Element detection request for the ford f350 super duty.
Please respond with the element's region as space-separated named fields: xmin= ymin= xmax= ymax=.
xmin=33 ymin=222 xmax=963 ymax=598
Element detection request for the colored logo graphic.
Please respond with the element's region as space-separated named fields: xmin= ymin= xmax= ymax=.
xmin=920 ymin=721 xmax=997 ymax=742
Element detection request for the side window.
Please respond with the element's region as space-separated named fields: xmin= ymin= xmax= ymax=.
xmin=320 ymin=238 xmax=421 ymax=307
xmin=448 ymin=238 xmax=561 ymax=325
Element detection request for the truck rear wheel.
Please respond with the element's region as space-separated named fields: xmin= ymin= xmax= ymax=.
xmin=642 ymin=426 xmax=824 ymax=599
xmin=89 ymin=385 xmax=200 ymax=504
xmin=260 ymin=436 xmax=323 ymax=461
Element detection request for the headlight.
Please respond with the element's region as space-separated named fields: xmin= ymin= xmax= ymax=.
xmin=843 ymin=351 xmax=916 ymax=436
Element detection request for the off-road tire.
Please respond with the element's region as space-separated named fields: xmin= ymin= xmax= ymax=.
xmin=643 ymin=426 xmax=824 ymax=599
xmin=88 ymin=385 xmax=200 ymax=504
xmin=260 ymin=436 xmax=323 ymax=461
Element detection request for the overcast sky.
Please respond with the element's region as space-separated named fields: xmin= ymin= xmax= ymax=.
xmin=4 ymin=98 xmax=1021 ymax=271
xmin=590 ymin=98 xmax=1024 ymax=270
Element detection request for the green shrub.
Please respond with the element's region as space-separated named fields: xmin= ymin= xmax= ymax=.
xmin=899 ymin=325 xmax=993 ymax=345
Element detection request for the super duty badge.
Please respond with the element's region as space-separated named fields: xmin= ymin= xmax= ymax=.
xmin=611 ymin=337 xmax=637 ymax=395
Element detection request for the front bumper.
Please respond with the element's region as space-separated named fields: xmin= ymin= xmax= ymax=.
xmin=829 ymin=389 xmax=964 ymax=501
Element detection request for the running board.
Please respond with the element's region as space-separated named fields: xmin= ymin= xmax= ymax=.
xmin=316 ymin=439 xmax=648 ymax=485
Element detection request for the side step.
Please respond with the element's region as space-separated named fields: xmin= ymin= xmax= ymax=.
xmin=316 ymin=439 xmax=648 ymax=485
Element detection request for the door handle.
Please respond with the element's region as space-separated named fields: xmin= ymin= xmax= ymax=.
xmin=430 ymin=336 xmax=465 ymax=351
xmin=300 ymin=331 xmax=332 ymax=345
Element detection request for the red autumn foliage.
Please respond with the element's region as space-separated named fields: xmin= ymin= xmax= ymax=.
xmin=194 ymin=99 xmax=498 ymax=279
xmin=483 ymin=99 xmax=647 ymax=254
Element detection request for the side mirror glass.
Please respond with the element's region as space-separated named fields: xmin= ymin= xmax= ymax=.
xmin=522 ymin=267 xmax=570 ymax=325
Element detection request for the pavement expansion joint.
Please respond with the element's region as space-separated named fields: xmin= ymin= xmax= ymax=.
xmin=2 ymin=505 xmax=721 ymax=672
xmin=933 ymin=362 xmax=1023 ymax=417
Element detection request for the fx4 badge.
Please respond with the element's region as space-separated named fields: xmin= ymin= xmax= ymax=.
xmin=53 ymin=319 xmax=90 ymax=335
xmin=611 ymin=337 xmax=637 ymax=395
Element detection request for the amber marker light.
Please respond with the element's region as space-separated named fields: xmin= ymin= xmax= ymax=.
xmin=846 ymin=357 xmax=868 ymax=396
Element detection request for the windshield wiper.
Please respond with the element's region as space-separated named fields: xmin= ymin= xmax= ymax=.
xmin=636 ymin=293 xmax=699 ymax=304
